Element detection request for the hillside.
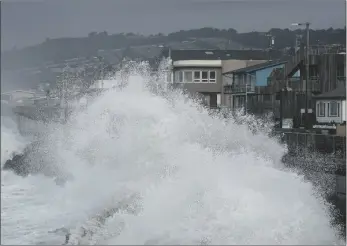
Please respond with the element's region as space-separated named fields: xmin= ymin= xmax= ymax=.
xmin=2 ymin=27 xmax=346 ymax=70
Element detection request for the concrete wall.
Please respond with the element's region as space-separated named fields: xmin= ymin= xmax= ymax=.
xmin=336 ymin=125 xmax=346 ymax=137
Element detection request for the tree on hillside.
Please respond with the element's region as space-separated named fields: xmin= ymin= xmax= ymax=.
xmin=2 ymin=27 xmax=345 ymax=70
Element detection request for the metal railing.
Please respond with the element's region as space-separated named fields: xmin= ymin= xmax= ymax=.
xmin=268 ymin=77 xmax=321 ymax=93
xmin=307 ymin=45 xmax=346 ymax=55
xmin=225 ymin=84 xmax=256 ymax=94
xmin=274 ymin=131 xmax=346 ymax=160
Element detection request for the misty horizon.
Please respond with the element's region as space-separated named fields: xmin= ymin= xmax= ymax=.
xmin=2 ymin=0 xmax=346 ymax=51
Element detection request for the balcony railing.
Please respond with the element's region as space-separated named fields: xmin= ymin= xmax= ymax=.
xmin=337 ymin=76 xmax=346 ymax=82
xmin=307 ymin=45 xmax=346 ymax=55
xmin=224 ymin=84 xmax=256 ymax=94
xmin=267 ymin=77 xmax=322 ymax=93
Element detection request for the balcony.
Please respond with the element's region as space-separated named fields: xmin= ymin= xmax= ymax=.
xmin=224 ymin=84 xmax=255 ymax=94
xmin=267 ymin=76 xmax=322 ymax=94
xmin=308 ymin=45 xmax=346 ymax=55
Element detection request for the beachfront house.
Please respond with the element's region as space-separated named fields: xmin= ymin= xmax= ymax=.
xmin=314 ymin=86 xmax=346 ymax=125
xmin=223 ymin=60 xmax=292 ymax=113
xmin=166 ymin=49 xmax=275 ymax=108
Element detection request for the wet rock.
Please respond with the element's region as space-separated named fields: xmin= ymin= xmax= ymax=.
xmin=2 ymin=140 xmax=74 ymax=185
xmin=3 ymin=153 xmax=30 ymax=177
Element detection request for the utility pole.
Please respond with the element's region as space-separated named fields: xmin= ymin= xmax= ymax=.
xmin=305 ymin=22 xmax=310 ymax=129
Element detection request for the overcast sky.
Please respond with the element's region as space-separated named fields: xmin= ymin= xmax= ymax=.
xmin=1 ymin=0 xmax=346 ymax=50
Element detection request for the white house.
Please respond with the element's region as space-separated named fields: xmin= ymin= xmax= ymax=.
xmin=314 ymin=86 xmax=346 ymax=124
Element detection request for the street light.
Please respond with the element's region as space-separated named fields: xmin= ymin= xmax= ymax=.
xmin=291 ymin=22 xmax=310 ymax=129
xmin=265 ymin=33 xmax=275 ymax=61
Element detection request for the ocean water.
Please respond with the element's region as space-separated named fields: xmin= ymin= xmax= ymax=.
xmin=1 ymin=62 xmax=345 ymax=245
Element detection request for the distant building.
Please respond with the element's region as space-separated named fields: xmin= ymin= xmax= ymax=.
xmin=1 ymin=90 xmax=38 ymax=103
xmin=313 ymin=85 xmax=346 ymax=125
xmin=165 ymin=49 xmax=277 ymax=108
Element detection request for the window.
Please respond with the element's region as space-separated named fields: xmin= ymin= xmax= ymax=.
xmin=184 ymin=71 xmax=193 ymax=83
xmin=174 ymin=71 xmax=179 ymax=83
xmin=233 ymin=76 xmax=240 ymax=86
xmin=317 ymin=101 xmax=325 ymax=117
xmin=194 ymin=71 xmax=201 ymax=82
xmin=202 ymin=71 xmax=208 ymax=83
xmin=177 ymin=70 xmax=218 ymax=83
xmin=204 ymin=94 xmax=210 ymax=106
xmin=174 ymin=71 xmax=184 ymax=83
xmin=329 ymin=101 xmax=339 ymax=117
xmin=239 ymin=96 xmax=245 ymax=108
xmin=209 ymin=71 xmax=216 ymax=83
xmin=337 ymin=63 xmax=345 ymax=77
xmin=178 ymin=71 xmax=183 ymax=83
xmin=310 ymin=66 xmax=318 ymax=78
xmin=240 ymin=75 xmax=246 ymax=85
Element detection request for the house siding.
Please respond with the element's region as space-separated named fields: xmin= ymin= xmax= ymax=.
xmin=221 ymin=60 xmax=267 ymax=74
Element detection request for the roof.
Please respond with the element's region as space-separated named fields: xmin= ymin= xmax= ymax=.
xmin=313 ymin=86 xmax=346 ymax=100
xmin=224 ymin=59 xmax=287 ymax=75
xmin=163 ymin=49 xmax=284 ymax=61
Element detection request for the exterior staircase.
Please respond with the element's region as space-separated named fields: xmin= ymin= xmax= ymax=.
xmin=286 ymin=46 xmax=304 ymax=78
